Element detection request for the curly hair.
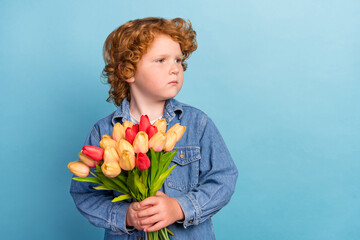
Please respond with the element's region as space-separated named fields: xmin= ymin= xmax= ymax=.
xmin=102 ymin=17 xmax=198 ymax=106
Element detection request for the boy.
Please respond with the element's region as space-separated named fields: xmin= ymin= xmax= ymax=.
xmin=70 ymin=17 xmax=238 ymax=240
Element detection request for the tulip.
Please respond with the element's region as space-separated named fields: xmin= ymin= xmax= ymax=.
xmin=102 ymin=134 xmax=112 ymax=139
xmin=116 ymin=139 xmax=135 ymax=157
xmin=122 ymin=120 xmax=134 ymax=130
xmin=139 ymin=115 xmax=151 ymax=132
xmin=82 ymin=146 xmax=104 ymax=161
xmin=166 ymin=123 xmax=186 ymax=142
xmin=148 ymin=131 xmax=166 ymax=152
xmin=78 ymin=151 xmax=98 ymax=167
xmin=125 ymin=127 xmax=137 ymax=145
xmin=133 ymin=131 xmax=149 ymax=154
xmin=100 ymin=137 xmax=117 ymax=150
xmin=119 ymin=150 xmax=135 ymax=170
xmin=103 ymin=147 xmax=120 ymax=162
xmin=164 ymin=131 xmax=177 ymax=152
xmin=101 ymin=160 xmax=121 ymax=178
xmin=135 ymin=152 xmax=151 ymax=170
xmin=68 ymin=161 xmax=90 ymax=177
xmin=153 ymin=119 xmax=167 ymax=133
xmin=147 ymin=125 xmax=158 ymax=139
xmin=112 ymin=122 xmax=125 ymax=142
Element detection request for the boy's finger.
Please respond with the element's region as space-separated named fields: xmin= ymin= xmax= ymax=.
xmin=156 ymin=191 xmax=165 ymax=196
xmin=140 ymin=196 xmax=158 ymax=207
xmin=144 ymin=220 xmax=165 ymax=233
xmin=130 ymin=202 xmax=141 ymax=211
xmin=137 ymin=205 xmax=158 ymax=218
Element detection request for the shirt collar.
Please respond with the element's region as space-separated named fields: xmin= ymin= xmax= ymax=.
xmin=111 ymin=98 xmax=184 ymax=125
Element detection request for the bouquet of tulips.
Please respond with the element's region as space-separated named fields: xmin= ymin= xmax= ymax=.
xmin=68 ymin=115 xmax=186 ymax=240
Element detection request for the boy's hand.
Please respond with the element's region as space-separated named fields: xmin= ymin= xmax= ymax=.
xmin=137 ymin=191 xmax=185 ymax=232
xmin=126 ymin=202 xmax=153 ymax=231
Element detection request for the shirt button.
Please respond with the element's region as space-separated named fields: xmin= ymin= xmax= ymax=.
xmin=137 ymin=237 xmax=142 ymax=240
xmin=180 ymin=153 xmax=185 ymax=159
xmin=188 ymin=219 xmax=193 ymax=223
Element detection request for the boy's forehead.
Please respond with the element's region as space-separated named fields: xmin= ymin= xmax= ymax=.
xmin=146 ymin=34 xmax=182 ymax=53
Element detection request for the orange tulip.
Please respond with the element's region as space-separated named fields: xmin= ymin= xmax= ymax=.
xmin=166 ymin=123 xmax=186 ymax=142
xmin=148 ymin=131 xmax=166 ymax=152
xmin=100 ymin=137 xmax=117 ymax=150
xmin=133 ymin=131 xmax=149 ymax=154
xmin=103 ymin=147 xmax=120 ymax=162
xmin=68 ymin=161 xmax=90 ymax=177
xmin=112 ymin=122 xmax=125 ymax=142
xmin=101 ymin=160 xmax=121 ymax=178
xmin=119 ymin=150 xmax=135 ymax=170
xmin=153 ymin=119 xmax=167 ymax=133
xmin=102 ymin=134 xmax=112 ymax=139
xmin=116 ymin=139 xmax=135 ymax=157
xmin=122 ymin=120 xmax=134 ymax=130
xmin=164 ymin=131 xmax=177 ymax=152
xmin=78 ymin=151 xmax=97 ymax=167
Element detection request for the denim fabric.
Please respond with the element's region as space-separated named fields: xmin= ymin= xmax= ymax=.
xmin=70 ymin=98 xmax=238 ymax=240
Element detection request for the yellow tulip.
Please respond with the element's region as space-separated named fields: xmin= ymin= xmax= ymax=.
xmin=101 ymin=160 xmax=121 ymax=178
xmin=148 ymin=131 xmax=166 ymax=152
xmin=68 ymin=161 xmax=90 ymax=177
xmin=112 ymin=122 xmax=125 ymax=142
xmin=119 ymin=150 xmax=135 ymax=170
xmin=122 ymin=120 xmax=134 ymax=130
xmin=153 ymin=119 xmax=167 ymax=133
xmin=164 ymin=131 xmax=177 ymax=152
xmin=133 ymin=131 xmax=149 ymax=154
xmin=116 ymin=139 xmax=135 ymax=157
xmin=103 ymin=147 xmax=120 ymax=162
xmin=166 ymin=123 xmax=186 ymax=142
xmin=102 ymin=134 xmax=112 ymax=139
xmin=78 ymin=151 xmax=97 ymax=168
xmin=100 ymin=137 xmax=117 ymax=150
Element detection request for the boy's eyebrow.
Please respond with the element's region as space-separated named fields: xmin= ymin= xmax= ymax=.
xmin=152 ymin=54 xmax=183 ymax=58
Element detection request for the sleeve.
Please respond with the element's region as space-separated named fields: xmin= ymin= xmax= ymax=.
xmin=174 ymin=116 xmax=238 ymax=228
xmin=69 ymin=125 xmax=135 ymax=234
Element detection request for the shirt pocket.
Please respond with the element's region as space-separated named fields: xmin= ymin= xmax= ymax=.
xmin=166 ymin=146 xmax=201 ymax=191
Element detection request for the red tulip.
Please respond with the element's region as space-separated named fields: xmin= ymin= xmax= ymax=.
xmin=139 ymin=115 xmax=151 ymax=132
xmin=147 ymin=125 xmax=158 ymax=139
xmin=125 ymin=127 xmax=137 ymax=145
xmin=82 ymin=146 xmax=104 ymax=161
xmin=132 ymin=124 xmax=139 ymax=133
xmin=135 ymin=152 xmax=151 ymax=170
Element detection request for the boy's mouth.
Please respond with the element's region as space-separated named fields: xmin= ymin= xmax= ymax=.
xmin=168 ymin=80 xmax=178 ymax=85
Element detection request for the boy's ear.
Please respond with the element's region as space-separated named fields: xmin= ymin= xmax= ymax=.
xmin=125 ymin=76 xmax=135 ymax=83
xmin=118 ymin=63 xmax=135 ymax=83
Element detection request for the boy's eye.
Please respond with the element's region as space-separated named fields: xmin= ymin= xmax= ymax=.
xmin=156 ymin=58 xmax=165 ymax=63
xmin=175 ymin=58 xmax=182 ymax=63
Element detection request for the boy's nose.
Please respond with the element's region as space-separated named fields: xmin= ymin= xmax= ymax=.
xmin=170 ymin=63 xmax=180 ymax=75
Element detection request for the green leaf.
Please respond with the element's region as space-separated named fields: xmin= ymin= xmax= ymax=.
xmin=127 ymin=170 xmax=139 ymax=197
xmin=72 ymin=177 xmax=102 ymax=185
xmin=157 ymin=149 xmax=178 ymax=180
xmin=93 ymin=185 xmax=111 ymax=190
xmin=150 ymin=148 xmax=159 ymax=187
xmin=151 ymin=164 xmax=177 ymax=195
xmin=96 ymin=172 xmax=122 ymax=191
xmin=134 ymin=172 xmax=146 ymax=197
xmin=111 ymin=194 xmax=132 ymax=202
xmin=166 ymin=227 xmax=174 ymax=236
xmin=109 ymin=176 xmax=129 ymax=194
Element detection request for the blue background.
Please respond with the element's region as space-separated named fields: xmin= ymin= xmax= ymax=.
xmin=1 ymin=0 xmax=359 ymax=239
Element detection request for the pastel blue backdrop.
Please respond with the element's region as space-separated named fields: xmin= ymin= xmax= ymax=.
xmin=1 ymin=0 xmax=359 ymax=239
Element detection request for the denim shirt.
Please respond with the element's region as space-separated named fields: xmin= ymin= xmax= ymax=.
xmin=70 ymin=98 xmax=238 ymax=240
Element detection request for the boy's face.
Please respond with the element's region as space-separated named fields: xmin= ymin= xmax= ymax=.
xmin=127 ymin=34 xmax=184 ymax=102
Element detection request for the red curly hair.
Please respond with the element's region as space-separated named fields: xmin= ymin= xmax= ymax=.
xmin=102 ymin=17 xmax=198 ymax=106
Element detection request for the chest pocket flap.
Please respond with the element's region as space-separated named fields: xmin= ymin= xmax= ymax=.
xmin=167 ymin=146 xmax=201 ymax=191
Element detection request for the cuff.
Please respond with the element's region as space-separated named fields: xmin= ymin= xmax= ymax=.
xmin=174 ymin=194 xmax=201 ymax=228
xmin=110 ymin=202 xmax=135 ymax=234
